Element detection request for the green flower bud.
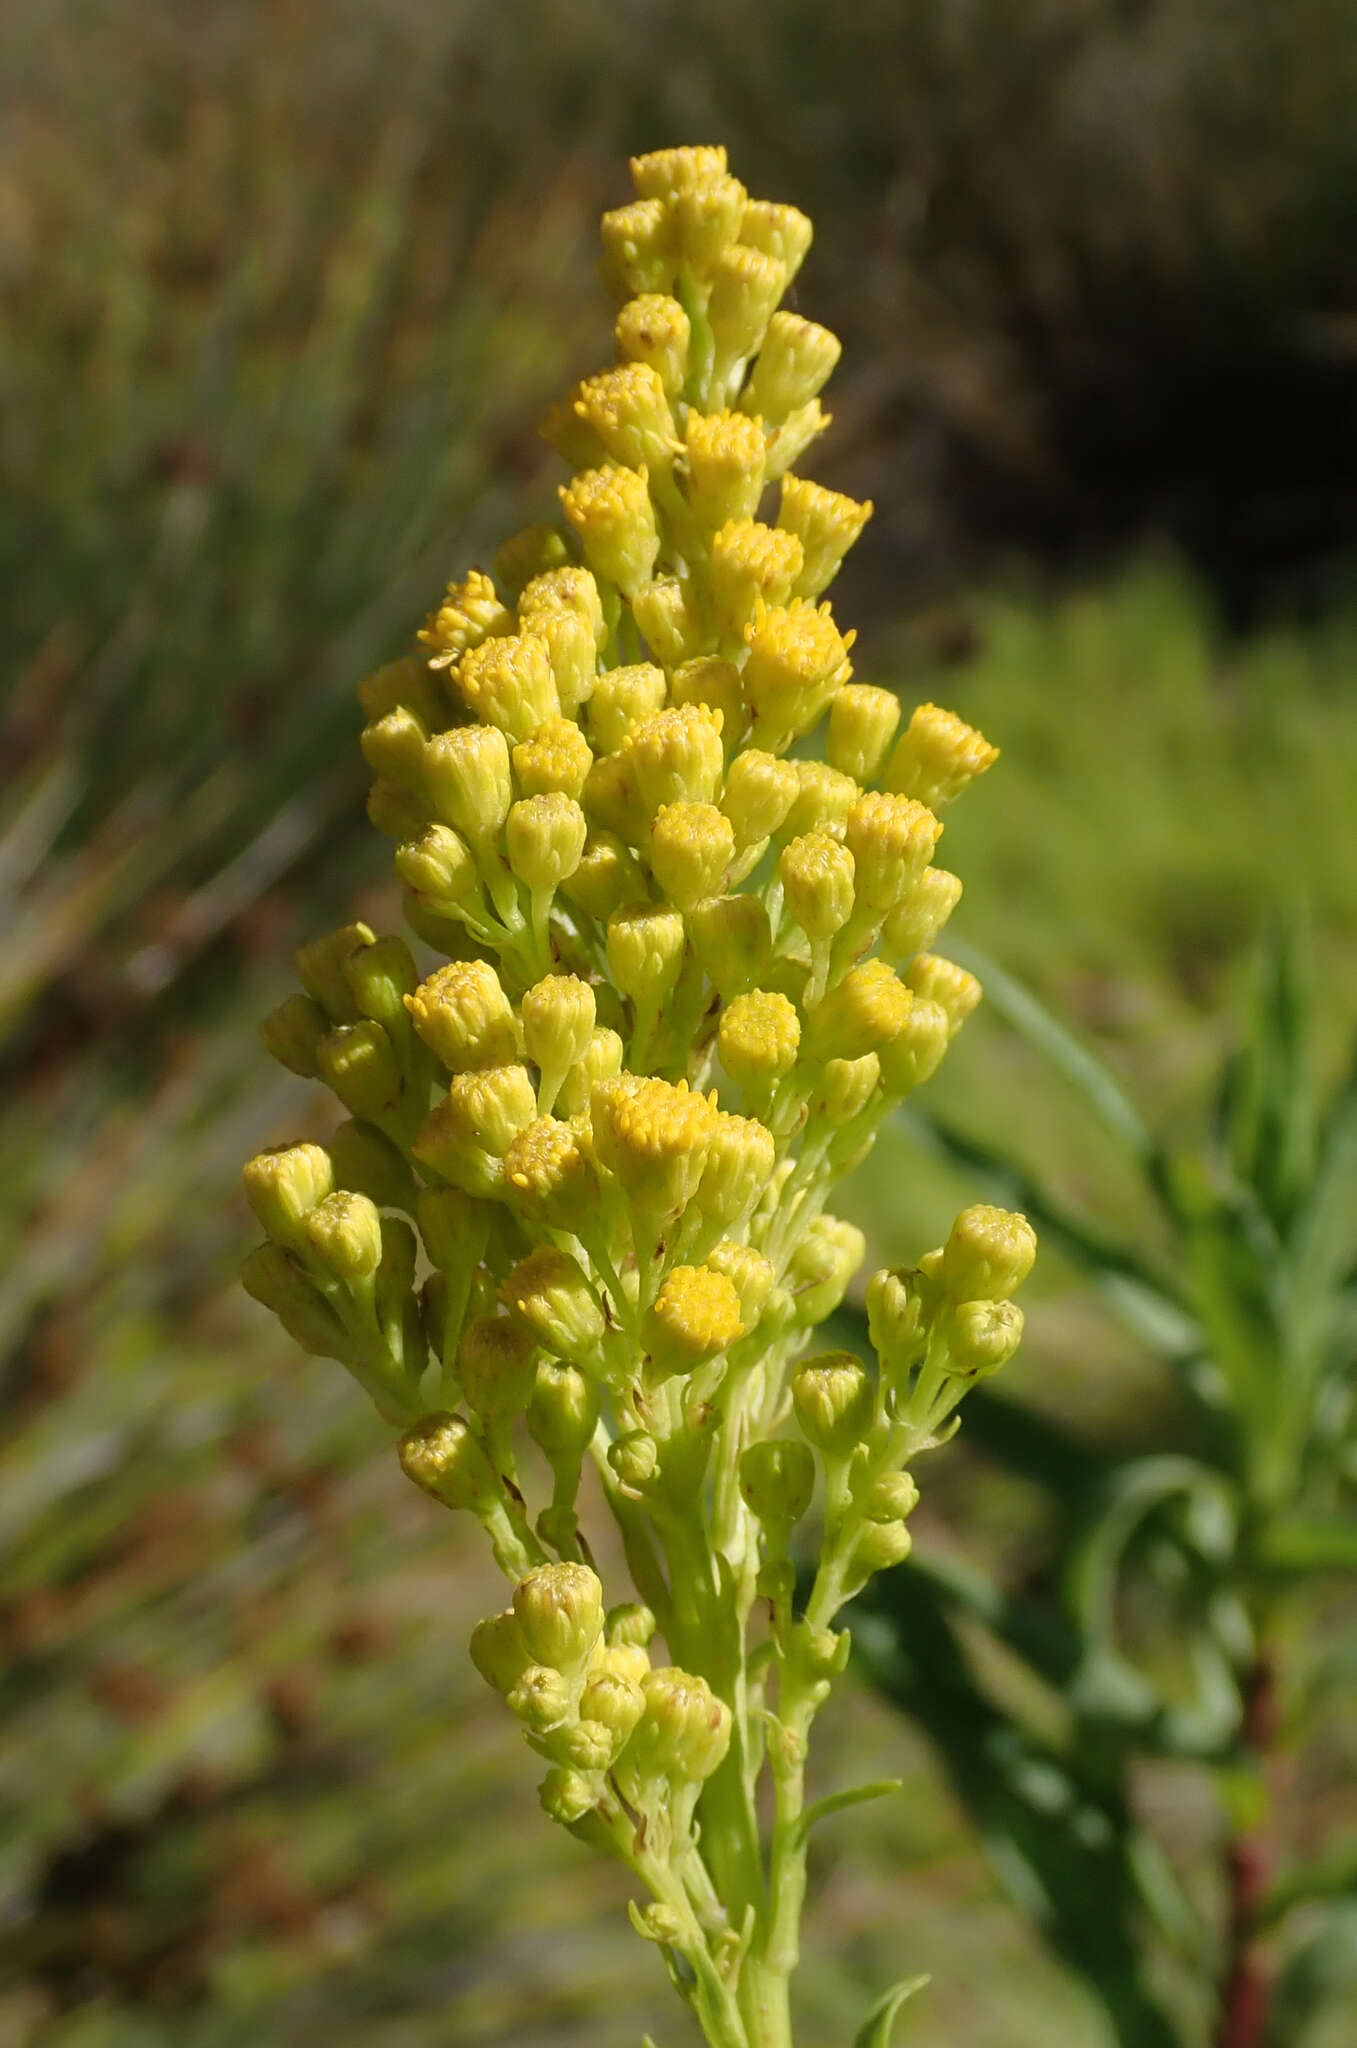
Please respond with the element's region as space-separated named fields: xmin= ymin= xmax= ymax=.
xmin=502 ymin=1115 xmax=599 ymax=1230
xmin=780 ymin=832 xmax=855 ymax=941
xmin=532 ymin=606 xmax=598 ymax=721
xmin=240 ymin=1242 xmax=351 ymax=1359
xmin=329 ymin=1119 xmax=418 ymax=1210
xmin=762 ymin=398 xmax=830 ymax=484
xmin=259 ymin=993 xmax=329 ymax=1077
xmin=806 ymin=961 xmax=913 ymax=1063
xmin=669 ymin=655 xmax=747 ymax=744
xmin=554 ymin=1026 xmax=625 ymax=1117
xmin=406 ymin=960 xmax=519 ymax=1074
xmin=513 ymin=1562 xmax=606 ymax=1677
xmin=781 ymin=478 xmax=875 ymax=601
xmin=703 ymin=1241 xmax=776 ymax=1325
xmin=424 ymin=724 xmax=513 ymax=845
xmin=338 ymin=937 xmax=418 ymax=1038
xmin=877 ymin=998 xmax=951 ymax=1097
xmin=539 ymin=1766 xmax=599 ymax=1827
xmin=520 ymin=974 xmax=596 ymax=1115
xmin=883 ymin=701 xmax=998 ymax=810
xmin=295 ymin=923 xmax=375 ymax=1023
xmin=593 ymin=1074 xmax=718 ymax=1222
xmin=631 ymin=1667 xmax=732 ymax=1783
xmin=708 ymin=243 xmax=786 ymax=367
xmin=905 ymin=952 xmax=983 ymax=1035
xmin=304 ymin=1190 xmax=383 ymax=1281
xmin=615 ymin=292 xmax=691 ymax=400
xmin=851 ymin=1519 xmax=913 ymax=1577
xmin=811 ymin=1054 xmax=880 ymax=1126
xmin=843 ymin=792 xmax=942 ymax=916
xmin=508 ymin=1663 xmax=574 ymax=1730
xmin=881 ymin=867 xmax=963 ymax=964
xmin=671 ymin=170 xmax=747 ymax=275
xmin=683 ymin=409 xmax=766 ymax=530
xmin=721 ymin=748 xmax=800 ymax=851
xmin=746 ymin=311 xmax=841 ymax=421
xmin=743 ymin=597 xmax=852 ymax=752
xmin=695 ymin=1111 xmax=777 ymax=1235
xmin=358 ymin=653 xmax=443 ymax=727
xmin=505 ymin=793 xmax=588 ymax=890
xmin=739 ymin=1439 xmax=815 ymax=1529
xmin=632 ymin=1901 xmax=684 ymax=1944
xmin=399 ymin=1412 xmax=500 ymax=1512
xmin=864 ymin=1470 xmax=920 ymax=1523
xmin=791 ymin=1351 xmax=875 ymax=1458
xmin=719 ymin=990 xmax=801 ymax=1091
xmin=414 ymin=1185 xmax=483 ymax=1272
xmin=504 ymin=1247 xmax=606 ymax=1363
xmin=609 ymin=1429 xmax=659 ymax=1492
xmin=865 ymin=1265 xmax=931 ymax=1371
xmin=560 ymin=463 xmax=660 ymax=598
xmin=513 ymin=716 xmax=593 ymax=802
xmin=606 ymin=1603 xmax=656 ymax=1648
xmin=243 ymin=1143 xmax=334 ymax=1249
xmin=519 ymin=565 xmax=609 ymax=654
xmin=940 ymin=1206 xmax=1038 ymax=1303
xmin=648 ymin=801 xmax=735 ymax=911
xmin=624 ymin=704 xmax=725 ymax=813
xmin=459 ymin=1315 xmax=539 ymax=1426
xmin=528 ymin=1360 xmax=601 ymax=1461
xmin=781 ymin=759 xmax=861 ymax=842
xmin=394 ymin=822 xmax=481 ymax=907
xmin=606 ymin=904 xmax=687 ymax=1008
xmin=360 ymin=705 xmax=429 ymax=787
xmin=492 ymin=523 xmax=569 ymax=602
xmin=708 ymin=519 xmax=804 ymax=641
xmin=580 ymin=1669 xmax=646 ymax=1743
xmin=316 ymin=1020 xmax=403 ymax=1118
xmin=688 ymin=893 xmax=773 ymax=999
xmin=573 ymin=363 xmax=680 ymax=474
xmin=368 ymin=776 xmax=429 ymax=841
xmin=418 ymin=568 xmax=514 ymax=666
xmin=794 ymin=1622 xmax=852 ymax=1679
xmin=644 ymin=1265 xmax=745 ymax=1380
xmin=457 ymin=631 xmax=560 ymax=742
xmin=468 ymin=1611 xmax=530 ymax=1695
xmin=601 ymin=194 xmax=673 ymax=295
xmin=582 ymin=750 xmax=650 ymax=845
xmin=588 ymin=662 xmax=667 ymax=755
xmin=632 ymin=575 xmax=705 ymax=667
xmin=786 ymin=1216 xmax=866 ymax=1327
xmin=413 ymin=1064 xmax=538 ymax=1194
xmin=942 ymin=1298 xmax=1025 ymax=1379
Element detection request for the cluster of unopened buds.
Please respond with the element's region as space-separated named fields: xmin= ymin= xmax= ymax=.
xmin=243 ymin=144 xmax=1035 ymax=2048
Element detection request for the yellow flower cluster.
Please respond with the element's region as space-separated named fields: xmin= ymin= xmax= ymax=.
xmin=243 ymin=144 xmax=1032 ymax=2048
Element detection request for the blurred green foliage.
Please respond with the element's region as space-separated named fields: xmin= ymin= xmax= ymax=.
xmin=3 ymin=0 xmax=1357 ymax=2042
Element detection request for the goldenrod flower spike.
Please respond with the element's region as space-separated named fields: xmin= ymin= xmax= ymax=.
xmin=244 ymin=144 xmax=1034 ymax=2048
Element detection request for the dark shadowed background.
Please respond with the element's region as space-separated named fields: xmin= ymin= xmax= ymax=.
xmin=2 ymin=3 xmax=1356 ymax=2043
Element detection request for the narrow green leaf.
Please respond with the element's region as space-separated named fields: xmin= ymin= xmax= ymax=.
xmin=1266 ymin=1903 xmax=1357 ymax=2041
xmin=946 ymin=939 xmax=1155 ymax=1163
xmin=852 ymin=1975 xmax=929 ymax=2048
xmin=1226 ymin=912 xmax=1315 ymax=1233
xmin=794 ymin=1778 xmax=902 ymax=1846
xmin=1255 ymin=1517 xmax=1357 ymax=1575
xmin=1288 ymin=1043 xmax=1357 ymax=1342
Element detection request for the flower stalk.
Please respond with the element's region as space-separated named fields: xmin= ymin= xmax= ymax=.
xmin=243 ymin=143 xmax=1035 ymax=2046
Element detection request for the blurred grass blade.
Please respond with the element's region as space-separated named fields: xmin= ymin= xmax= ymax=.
xmin=947 ymin=940 xmax=1156 ymax=1164
xmin=1223 ymin=912 xmax=1315 ymax=1231
xmin=852 ymin=1975 xmax=929 ymax=2047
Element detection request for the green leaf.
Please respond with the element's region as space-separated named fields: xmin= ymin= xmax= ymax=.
xmin=1266 ymin=1903 xmax=1357 ymax=2043
xmin=946 ymin=939 xmax=1155 ymax=1164
xmin=852 ymin=1975 xmax=929 ymax=2048
xmin=1255 ymin=1517 xmax=1357 ymax=1575
xmin=794 ymin=1777 xmax=902 ymax=1847
xmin=1224 ymin=911 xmax=1315 ymax=1233
xmin=1288 ymin=1043 xmax=1357 ymax=1355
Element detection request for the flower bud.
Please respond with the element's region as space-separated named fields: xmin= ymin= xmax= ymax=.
xmin=505 ymin=1247 xmax=606 ymax=1363
xmin=708 ymin=519 xmax=804 ymax=640
xmin=470 ymin=1608 xmax=530 ymax=1693
xmin=606 ymin=904 xmax=686 ymax=1007
xmin=573 ymin=363 xmax=680 ymax=473
xmin=877 ymin=998 xmax=951 ymax=1097
xmin=786 ymin=1216 xmax=866 ymax=1329
xmin=864 ymin=1470 xmax=920 ymax=1523
xmin=518 ymin=565 xmax=609 ymax=654
xmin=394 ymin=823 xmax=481 ymax=907
xmin=531 ymin=605 xmax=598 ymax=720
xmin=739 ymin=198 xmax=813 ymax=279
xmin=513 ymin=716 xmax=593 ymax=801
xmin=703 ymin=1242 xmax=776 ymax=1325
xmin=520 ymin=974 xmax=596 ymax=1112
xmin=631 ymin=1668 xmax=732 ymax=1783
xmin=423 ymin=724 xmax=513 ymax=844
xmin=316 ymin=1020 xmax=403 ymax=1118
xmin=528 ymin=1359 xmax=602 ymax=1462
xmin=413 ymin=1064 xmax=538 ymax=1194
xmin=417 ymin=569 xmax=514 ymax=665
xmin=399 ymin=1412 xmax=500 ymax=1512
xmin=593 ymin=1075 xmax=717 ymax=1222
xmin=882 ymin=868 xmax=963 ymax=963
xmin=696 ymin=1112 xmax=777 ymax=1234
xmin=503 ymin=1115 xmax=599 ymax=1229
xmin=508 ymin=1663 xmax=575 ymax=1731
xmin=606 ymin=1603 xmax=657 ymax=1648
xmin=780 ymin=832 xmax=855 ymax=941
xmin=600 ymin=198 xmax=674 ymax=297
xmin=905 ymin=953 xmax=983 ymax=1034
xmin=940 ymin=1206 xmax=1037 ymax=1302
xmin=683 ymin=409 xmax=766 ymax=530
xmin=259 ymin=993 xmax=329 ymax=1077
xmin=328 ymin=1119 xmax=417 ymax=1211
xmin=555 ymin=1025 xmax=625 ymax=1117
xmin=559 ymin=463 xmax=660 ymax=597
xmin=368 ymin=771 xmax=420 ymax=839
xmin=688 ymin=892 xmax=773 ymax=998
xmin=812 ymin=1053 xmax=880 ymax=1126
xmin=406 ymin=960 xmax=519 ymax=1073
xmin=865 ymin=1265 xmax=932 ymax=1370
xmin=413 ymin=1185 xmax=482 ymax=1272
xmin=588 ymin=662 xmax=667 ymax=754
xmin=295 ymin=923 xmax=375 ymax=1023
xmin=304 ymin=1190 xmax=383 ymax=1281
xmin=581 ymin=752 xmax=650 ymax=846
xmin=719 ymin=989 xmax=801 ymax=1090
xmin=669 ymin=655 xmax=746 ymax=742
xmin=358 ymin=653 xmax=444 ymax=727
xmin=739 ymin=1438 xmax=815 ymax=1528
xmin=559 ymin=830 xmax=649 ymax=921
xmin=609 ymin=1428 xmax=659 ymax=1491
xmin=580 ymin=1669 xmax=646 ymax=1745
xmin=883 ymin=702 xmax=999 ymax=809
xmin=360 ymin=704 xmax=429 ymax=788
xmin=615 ymin=293 xmax=690 ymax=399
xmin=744 ymin=598 xmax=854 ymax=752
xmin=942 ymin=1298 xmax=1026 ymax=1379
xmin=456 ymin=631 xmax=560 ymax=742
xmin=762 ymin=398 xmax=830 ymax=483
xmin=624 ymin=705 xmax=725 ymax=812
xmin=708 ymin=244 xmax=786 ymax=366
xmin=806 ymin=961 xmax=913 ymax=1062
xmin=243 ymin=1143 xmax=334 ymax=1249
xmin=843 ymin=792 xmax=942 ymax=914
xmin=781 ymin=476 xmax=875 ymax=600
xmin=851 ymin=1520 xmax=913 ymax=1577
xmin=491 ymin=523 xmax=569 ymax=602
xmin=631 ymin=576 xmax=705 ymax=667
xmin=644 ymin=1265 xmax=744 ymax=1379
xmin=648 ymin=801 xmax=735 ymax=910
xmin=505 ymin=792 xmax=588 ymax=890
xmin=539 ymin=1767 xmax=598 ymax=1827
xmin=670 ymin=170 xmax=747 ymax=273
xmin=720 ymin=749 xmax=798 ymax=851
xmin=513 ymin=1561 xmax=605 ymax=1676
xmin=632 ymin=1902 xmax=683 ymax=1944
xmin=459 ymin=1314 xmax=539 ymax=1425
xmin=240 ymin=1243 xmax=350 ymax=1359
xmin=746 ymin=311 xmax=841 ymax=421
xmin=791 ymin=1352 xmax=875 ymax=1458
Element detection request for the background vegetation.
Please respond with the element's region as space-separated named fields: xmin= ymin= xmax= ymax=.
xmin=2 ymin=1 xmax=1355 ymax=2042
